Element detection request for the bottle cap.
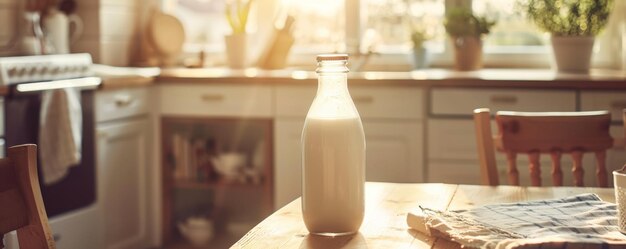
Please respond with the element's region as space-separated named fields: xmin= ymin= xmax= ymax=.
xmin=316 ymin=54 xmax=349 ymax=62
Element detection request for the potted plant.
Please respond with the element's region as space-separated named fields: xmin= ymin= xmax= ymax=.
xmin=410 ymin=28 xmax=430 ymax=70
xmin=225 ymin=0 xmax=254 ymax=69
xmin=444 ymin=8 xmax=496 ymax=71
xmin=521 ymin=0 xmax=613 ymax=73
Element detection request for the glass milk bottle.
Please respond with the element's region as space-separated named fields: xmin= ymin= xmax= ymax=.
xmin=301 ymin=54 xmax=365 ymax=236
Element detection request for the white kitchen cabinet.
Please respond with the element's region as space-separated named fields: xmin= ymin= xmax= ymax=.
xmin=159 ymin=84 xmax=273 ymax=117
xmin=427 ymin=88 xmax=584 ymax=186
xmin=427 ymin=119 xmax=623 ymax=186
xmin=96 ymin=87 xmax=154 ymax=249
xmin=363 ymin=121 xmax=424 ymax=182
xmin=97 ymin=118 xmax=151 ymax=249
xmin=431 ymin=88 xmax=577 ymax=116
xmin=273 ymin=118 xmax=424 ymax=208
xmin=273 ymin=85 xmax=425 ymax=208
xmin=273 ymin=119 xmax=304 ymax=208
xmin=580 ymin=91 xmax=626 ymax=122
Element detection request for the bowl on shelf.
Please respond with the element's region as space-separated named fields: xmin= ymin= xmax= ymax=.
xmin=211 ymin=152 xmax=246 ymax=181
xmin=178 ymin=217 xmax=214 ymax=247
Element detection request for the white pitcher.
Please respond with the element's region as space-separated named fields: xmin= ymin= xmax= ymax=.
xmin=43 ymin=8 xmax=83 ymax=54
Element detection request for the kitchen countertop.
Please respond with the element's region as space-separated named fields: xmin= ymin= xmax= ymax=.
xmin=157 ymin=67 xmax=626 ymax=89
xmin=93 ymin=64 xmax=160 ymax=91
xmin=1 ymin=67 xmax=623 ymax=97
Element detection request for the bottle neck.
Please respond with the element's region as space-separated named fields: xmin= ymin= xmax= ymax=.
xmin=317 ymin=73 xmax=348 ymax=97
xmin=316 ymin=59 xmax=349 ymax=97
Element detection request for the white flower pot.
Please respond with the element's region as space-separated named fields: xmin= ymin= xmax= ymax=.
xmin=550 ymin=36 xmax=595 ymax=73
xmin=411 ymin=46 xmax=430 ymax=70
xmin=225 ymin=34 xmax=247 ymax=69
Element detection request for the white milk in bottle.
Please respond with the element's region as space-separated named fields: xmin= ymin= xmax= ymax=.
xmin=301 ymin=54 xmax=365 ymax=236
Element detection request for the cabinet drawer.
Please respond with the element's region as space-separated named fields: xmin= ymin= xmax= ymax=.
xmin=160 ymin=84 xmax=272 ymax=117
xmin=431 ymin=88 xmax=576 ymax=116
xmin=275 ymin=86 xmax=424 ymax=119
xmin=580 ymin=91 xmax=626 ymax=122
xmin=96 ymin=87 xmax=150 ymax=122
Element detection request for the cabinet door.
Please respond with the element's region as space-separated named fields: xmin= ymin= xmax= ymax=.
xmin=274 ymin=119 xmax=304 ymax=209
xmin=273 ymin=119 xmax=424 ymax=209
xmin=97 ymin=119 xmax=150 ymax=249
xmin=363 ymin=121 xmax=423 ymax=183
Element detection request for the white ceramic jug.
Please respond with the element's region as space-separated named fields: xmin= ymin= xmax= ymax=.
xmin=43 ymin=8 xmax=83 ymax=54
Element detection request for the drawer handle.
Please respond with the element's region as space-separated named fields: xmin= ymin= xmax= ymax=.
xmin=610 ymin=101 xmax=626 ymax=109
xmin=114 ymin=95 xmax=134 ymax=107
xmin=490 ymin=95 xmax=518 ymax=104
xmin=352 ymin=95 xmax=374 ymax=103
xmin=201 ymin=94 xmax=225 ymax=102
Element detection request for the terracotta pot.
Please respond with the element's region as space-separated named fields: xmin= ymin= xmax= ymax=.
xmin=551 ymin=35 xmax=595 ymax=73
xmin=451 ymin=36 xmax=482 ymax=71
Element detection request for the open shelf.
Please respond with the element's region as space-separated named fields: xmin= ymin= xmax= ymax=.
xmin=161 ymin=117 xmax=274 ymax=246
xmin=173 ymin=179 xmax=265 ymax=190
xmin=163 ymin=230 xmax=248 ymax=249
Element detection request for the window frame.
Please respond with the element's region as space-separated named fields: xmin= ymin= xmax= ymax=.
xmin=168 ymin=0 xmax=623 ymax=70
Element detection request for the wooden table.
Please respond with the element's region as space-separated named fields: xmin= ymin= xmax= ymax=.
xmin=231 ymin=182 xmax=616 ymax=249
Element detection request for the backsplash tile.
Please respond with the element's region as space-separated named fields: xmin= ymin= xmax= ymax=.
xmin=0 ymin=0 xmax=18 ymax=54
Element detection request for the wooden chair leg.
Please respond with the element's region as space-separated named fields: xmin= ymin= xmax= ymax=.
xmin=595 ymin=151 xmax=608 ymax=187
xmin=572 ymin=150 xmax=584 ymax=187
xmin=550 ymin=150 xmax=563 ymax=186
xmin=528 ymin=151 xmax=541 ymax=186
xmin=505 ymin=152 xmax=519 ymax=185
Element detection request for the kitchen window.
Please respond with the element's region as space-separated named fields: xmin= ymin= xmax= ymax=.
xmin=162 ymin=0 xmax=624 ymax=69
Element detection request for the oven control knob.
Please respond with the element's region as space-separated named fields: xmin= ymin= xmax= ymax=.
xmin=50 ymin=65 xmax=60 ymax=75
xmin=28 ymin=66 xmax=37 ymax=76
xmin=40 ymin=65 xmax=48 ymax=75
xmin=7 ymin=66 xmax=17 ymax=77
xmin=17 ymin=66 xmax=27 ymax=77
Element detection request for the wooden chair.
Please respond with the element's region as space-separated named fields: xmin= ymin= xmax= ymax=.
xmin=0 ymin=144 xmax=55 ymax=249
xmin=473 ymin=108 xmax=624 ymax=187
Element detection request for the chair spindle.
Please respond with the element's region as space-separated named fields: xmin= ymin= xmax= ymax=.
xmin=528 ymin=151 xmax=541 ymax=186
xmin=505 ymin=152 xmax=519 ymax=185
xmin=550 ymin=150 xmax=563 ymax=186
xmin=571 ymin=150 xmax=584 ymax=187
xmin=595 ymin=150 xmax=608 ymax=187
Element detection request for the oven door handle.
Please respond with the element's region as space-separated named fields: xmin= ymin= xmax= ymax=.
xmin=14 ymin=77 xmax=101 ymax=93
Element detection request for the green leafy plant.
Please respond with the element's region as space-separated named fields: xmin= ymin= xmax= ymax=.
xmin=520 ymin=0 xmax=613 ymax=36
xmin=444 ymin=8 xmax=496 ymax=37
xmin=226 ymin=0 xmax=254 ymax=34
xmin=411 ymin=30 xmax=427 ymax=48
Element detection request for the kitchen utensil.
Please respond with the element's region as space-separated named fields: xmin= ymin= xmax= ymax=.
xmin=178 ymin=217 xmax=214 ymax=247
xmin=21 ymin=11 xmax=46 ymax=55
xmin=257 ymin=15 xmax=295 ymax=69
xmin=148 ymin=9 xmax=185 ymax=66
xmin=211 ymin=152 xmax=246 ymax=180
xmin=43 ymin=8 xmax=83 ymax=54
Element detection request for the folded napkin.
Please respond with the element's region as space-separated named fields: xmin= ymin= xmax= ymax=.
xmin=39 ymin=88 xmax=82 ymax=185
xmin=407 ymin=194 xmax=626 ymax=249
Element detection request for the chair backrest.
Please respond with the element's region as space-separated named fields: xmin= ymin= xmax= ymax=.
xmin=0 ymin=144 xmax=55 ymax=249
xmin=473 ymin=108 xmax=623 ymax=187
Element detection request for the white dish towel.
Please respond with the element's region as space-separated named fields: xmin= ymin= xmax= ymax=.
xmin=39 ymin=88 xmax=82 ymax=185
xmin=407 ymin=194 xmax=626 ymax=249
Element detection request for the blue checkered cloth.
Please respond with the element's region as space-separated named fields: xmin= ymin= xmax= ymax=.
xmin=407 ymin=194 xmax=626 ymax=249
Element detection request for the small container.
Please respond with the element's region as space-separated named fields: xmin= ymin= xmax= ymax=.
xmin=613 ymin=165 xmax=626 ymax=233
xmin=301 ymin=54 xmax=365 ymax=236
xmin=178 ymin=217 xmax=214 ymax=247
